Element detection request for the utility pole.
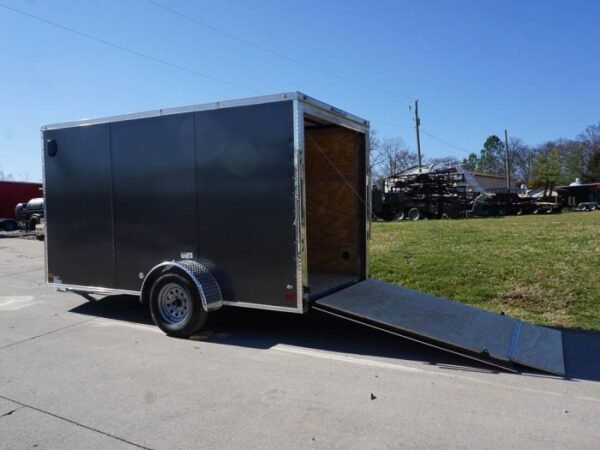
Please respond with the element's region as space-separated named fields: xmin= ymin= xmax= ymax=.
xmin=414 ymin=99 xmax=422 ymax=172
xmin=504 ymin=129 xmax=511 ymax=189
xmin=528 ymin=149 xmax=533 ymax=187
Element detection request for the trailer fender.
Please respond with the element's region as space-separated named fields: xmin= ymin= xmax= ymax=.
xmin=140 ymin=260 xmax=223 ymax=312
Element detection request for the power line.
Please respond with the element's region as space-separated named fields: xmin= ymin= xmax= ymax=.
xmin=0 ymin=1 xmax=479 ymax=161
xmin=144 ymin=0 xmax=489 ymax=140
xmin=0 ymin=2 xmax=261 ymax=95
xmin=419 ymin=101 xmax=483 ymax=140
xmin=419 ymin=129 xmax=473 ymax=156
xmin=370 ymin=118 xmax=473 ymax=157
xmin=143 ymin=0 xmax=415 ymax=102
xmin=370 ymin=119 xmax=412 ymax=130
xmin=142 ymin=1 xmax=495 ymax=148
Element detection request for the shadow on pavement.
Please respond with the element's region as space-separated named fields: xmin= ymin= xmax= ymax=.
xmin=70 ymin=294 xmax=600 ymax=382
xmin=70 ymin=293 xmax=153 ymax=325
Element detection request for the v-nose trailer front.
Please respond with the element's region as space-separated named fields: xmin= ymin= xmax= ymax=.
xmin=42 ymin=92 xmax=565 ymax=376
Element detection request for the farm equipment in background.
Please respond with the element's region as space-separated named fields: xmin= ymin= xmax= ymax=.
xmin=470 ymin=189 xmax=538 ymax=217
xmin=556 ymin=180 xmax=600 ymax=212
xmin=575 ymin=202 xmax=599 ymax=211
xmin=372 ymin=165 xmax=559 ymax=221
xmin=374 ymin=169 xmax=476 ymax=221
xmin=15 ymin=197 xmax=45 ymax=230
xmin=0 ymin=181 xmax=43 ymax=231
xmin=528 ymin=181 xmax=563 ymax=214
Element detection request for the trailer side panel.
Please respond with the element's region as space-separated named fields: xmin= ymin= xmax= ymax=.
xmin=44 ymin=98 xmax=299 ymax=309
xmin=194 ymin=102 xmax=296 ymax=308
xmin=44 ymin=124 xmax=114 ymax=287
xmin=111 ymin=114 xmax=196 ymax=290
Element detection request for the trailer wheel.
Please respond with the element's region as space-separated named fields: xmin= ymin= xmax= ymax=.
xmin=149 ymin=272 xmax=207 ymax=337
xmin=407 ymin=208 xmax=421 ymax=221
xmin=394 ymin=210 xmax=405 ymax=221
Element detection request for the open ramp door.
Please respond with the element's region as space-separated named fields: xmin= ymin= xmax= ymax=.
xmin=314 ymin=279 xmax=565 ymax=376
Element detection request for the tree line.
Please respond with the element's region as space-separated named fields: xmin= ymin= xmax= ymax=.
xmin=370 ymin=122 xmax=600 ymax=188
xmin=462 ymin=122 xmax=600 ymax=187
xmin=0 ymin=168 xmax=15 ymax=181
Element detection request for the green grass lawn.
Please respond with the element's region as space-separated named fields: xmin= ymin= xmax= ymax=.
xmin=369 ymin=212 xmax=600 ymax=330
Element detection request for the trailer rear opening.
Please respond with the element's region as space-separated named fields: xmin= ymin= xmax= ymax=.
xmin=305 ymin=119 xmax=366 ymax=299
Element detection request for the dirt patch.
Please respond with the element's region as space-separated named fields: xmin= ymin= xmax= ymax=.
xmin=498 ymin=284 xmax=547 ymax=307
xmin=495 ymin=283 xmax=573 ymax=326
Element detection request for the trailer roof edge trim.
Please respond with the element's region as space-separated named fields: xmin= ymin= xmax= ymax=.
xmin=41 ymin=92 xmax=370 ymax=131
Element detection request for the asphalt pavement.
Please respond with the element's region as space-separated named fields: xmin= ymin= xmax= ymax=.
xmin=1 ymin=237 xmax=599 ymax=449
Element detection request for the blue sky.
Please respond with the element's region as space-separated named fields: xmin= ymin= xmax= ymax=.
xmin=1 ymin=0 xmax=598 ymax=181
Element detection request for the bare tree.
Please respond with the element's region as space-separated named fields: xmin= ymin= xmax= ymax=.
xmin=0 ymin=167 xmax=14 ymax=181
xmin=507 ymin=137 xmax=532 ymax=186
xmin=578 ymin=122 xmax=600 ymax=180
xmin=368 ymin=129 xmax=383 ymax=176
xmin=579 ymin=123 xmax=600 ymax=149
xmin=377 ymin=137 xmax=418 ymax=179
xmin=15 ymin=171 xmax=30 ymax=182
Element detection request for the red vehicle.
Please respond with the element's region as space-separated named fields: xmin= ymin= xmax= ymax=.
xmin=0 ymin=181 xmax=42 ymax=231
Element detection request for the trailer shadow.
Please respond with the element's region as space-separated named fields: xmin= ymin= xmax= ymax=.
xmin=69 ymin=294 xmax=600 ymax=382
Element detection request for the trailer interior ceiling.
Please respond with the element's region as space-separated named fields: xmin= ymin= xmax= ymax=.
xmin=304 ymin=113 xmax=366 ymax=300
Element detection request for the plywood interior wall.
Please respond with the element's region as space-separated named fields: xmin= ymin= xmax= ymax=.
xmin=305 ymin=126 xmax=362 ymax=275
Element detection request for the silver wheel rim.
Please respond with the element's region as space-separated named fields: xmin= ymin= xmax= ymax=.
xmin=158 ymin=283 xmax=190 ymax=325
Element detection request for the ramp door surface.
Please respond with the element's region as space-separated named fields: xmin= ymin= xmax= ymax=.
xmin=314 ymin=279 xmax=565 ymax=376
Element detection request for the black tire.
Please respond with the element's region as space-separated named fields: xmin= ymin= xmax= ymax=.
xmin=28 ymin=217 xmax=38 ymax=231
xmin=394 ymin=210 xmax=405 ymax=221
xmin=408 ymin=207 xmax=421 ymax=221
xmin=149 ymin=272 xmax=207 ymax=338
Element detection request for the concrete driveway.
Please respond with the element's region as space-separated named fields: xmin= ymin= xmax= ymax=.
xmin=1 ymin=237 xmax=599 ymax=449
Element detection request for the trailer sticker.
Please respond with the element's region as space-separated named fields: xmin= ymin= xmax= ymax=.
xmin=180 ymin=252 xmax=194 ymax=260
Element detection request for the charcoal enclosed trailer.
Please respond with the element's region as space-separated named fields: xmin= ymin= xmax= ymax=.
xmin=43 ymin=92 xmax=564 ymax=375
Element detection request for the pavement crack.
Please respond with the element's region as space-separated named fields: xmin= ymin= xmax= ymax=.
xmin=0 ymin=394 xmax=153 ymax=450
xmin=0 ymin=317 xmax=98 ymax=351
xmin=1 ymin=406 xmax=23 ymax=417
